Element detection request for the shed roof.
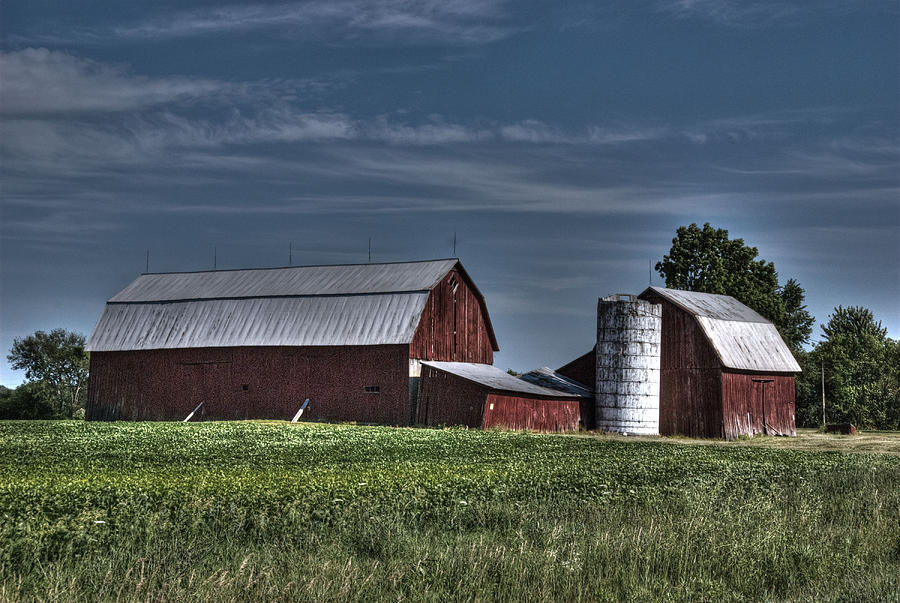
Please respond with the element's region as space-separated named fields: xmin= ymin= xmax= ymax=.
xmin=519 ymin=367 xmax=594 ymax=397
xmin=639 ymin=286 xmax=800 ymax=373
xmin=87 ymin=259 xmax=497 ymax=352
xmin=421 ymin=361 xmax=586 ymax=398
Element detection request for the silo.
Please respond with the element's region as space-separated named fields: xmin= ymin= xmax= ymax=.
xmin=595 ymin=294 xmax=661 ymax=435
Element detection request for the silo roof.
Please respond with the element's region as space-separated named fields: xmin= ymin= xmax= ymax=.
xmin=640 ymin=286 xmax=801 ymax=373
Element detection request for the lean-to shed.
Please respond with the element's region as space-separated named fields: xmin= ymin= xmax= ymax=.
xmin=85 ymin=259 xmax=498 ymax=423
xmin=417 ymin=362 xmax=589 ymax=432
xmin=638 ymin=286 xmax=800 ymax=439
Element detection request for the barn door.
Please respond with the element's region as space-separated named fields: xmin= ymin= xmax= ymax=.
xmin=751 ymin=378 xmax=774 ymax=435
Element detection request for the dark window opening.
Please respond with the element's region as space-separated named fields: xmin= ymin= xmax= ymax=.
xmin=241 ymin=384 xmax=249 ymax=391
xmin=364 ymin=385 xmax=381 ymax=394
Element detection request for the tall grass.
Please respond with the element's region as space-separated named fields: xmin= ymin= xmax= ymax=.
xmin=1 ymin=421 xmax=898 ymax=601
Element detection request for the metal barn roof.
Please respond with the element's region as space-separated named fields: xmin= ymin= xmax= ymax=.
xmin=87 ymin=259 xmax=495 ymax=352
xmin=519 ymin=367 xmax=594 ymax=397
xmin=640 ymin=286 xmax=800 ymax=373
xmin=110 ymin=258 xmax=459 ymax=302
xmin=87 ymin=294 xmax=429 ymax=351
xmin=421 ymin=361 xmax=585 ymax=398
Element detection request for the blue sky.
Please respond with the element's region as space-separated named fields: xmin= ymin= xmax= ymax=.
xmin=1 ymin=0 xmax=898 ymax=385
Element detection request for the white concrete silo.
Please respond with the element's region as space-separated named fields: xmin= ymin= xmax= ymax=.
xmin=595 ymin=295 xmax=661 ymax=435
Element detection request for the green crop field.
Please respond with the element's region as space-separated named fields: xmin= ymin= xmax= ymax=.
xmin=1 ymin=421 xmax=898 ymax=602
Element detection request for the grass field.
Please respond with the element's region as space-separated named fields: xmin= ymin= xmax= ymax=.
xmin=1 ymin=421 xmax=898 ymax=601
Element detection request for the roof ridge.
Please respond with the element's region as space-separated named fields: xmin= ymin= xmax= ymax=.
xmin=139 ymin=257 xmax=459 ymax=276
xmin=106 ymin=290 xmax=433 ymax=305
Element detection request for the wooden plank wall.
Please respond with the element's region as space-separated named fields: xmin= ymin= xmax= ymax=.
xmin=415 ymin=365 xmax=486 ymax=427
xmin=721 ymin=372 xmax=796 ymax=438
xmin=640 ymin=293 xmax=724 ymax=438
xmin=86 ymin=345 xmax=410 ymax=424
xmin=409 ymin=270 xmax=494 ymax=364
xmin=482 ymin=394 xmax=581 ymax=432
xmin=556 ymin=348 xmax=596 ymax=388
xmin=556 ymin=349 xmax=597 ymax=428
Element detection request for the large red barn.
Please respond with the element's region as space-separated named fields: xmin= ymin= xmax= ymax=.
xmin=85 ymin=259 xmax=498 ymax=423
xmin=638 ymin=287 xmax=801 ymax=439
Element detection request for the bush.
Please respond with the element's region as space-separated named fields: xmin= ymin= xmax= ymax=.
xmin=0 ymin=383 xmax=57 ymax=419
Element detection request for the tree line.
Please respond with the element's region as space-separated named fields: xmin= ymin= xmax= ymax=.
xmin=657 ymin=223 xmax=899 ymax=430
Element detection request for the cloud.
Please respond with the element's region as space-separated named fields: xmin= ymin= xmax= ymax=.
xmin=2 ymin=50 xmax=895 ymax=246
xmin=655 ymin=0 xmax=898 ymax=27
xmin=0 ymin=48 xmax=236 ymax=114
xmin=111 ymin=0 xmax=517 ymax=45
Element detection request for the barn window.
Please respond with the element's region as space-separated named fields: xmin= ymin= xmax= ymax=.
xmin=241 ymin=384 xmax=249 ymax=391
xmin=364 ymin=385 xmax=380 ymax=394
xmin=449 ymin=277 xmax=459 ymax=294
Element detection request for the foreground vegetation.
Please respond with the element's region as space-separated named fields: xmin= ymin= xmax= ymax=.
xmin=1 ymin=421 xmax=898 ymax=601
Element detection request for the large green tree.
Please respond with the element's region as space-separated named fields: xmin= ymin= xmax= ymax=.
xmin=7 ymin=329 xmax=89 ymax=418
xmin=818 ymin=306 xmax=899 ymax=428
xmin=795 ymin=306 xmax=899 ymax=429
xmin=655 ymin=223 xmax=813 ymax=352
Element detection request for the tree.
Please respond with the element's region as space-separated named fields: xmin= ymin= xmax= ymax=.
xmin=656 ymin=223 xmax=813 ymax=352
xmin=798 ymin=306 xmax=900 ymax=429
xmin=7 ymin=329 xmax=89 ymax=418
xmin=779 ymin=278 xmax=815 ymax=354
xmin=0 ymin=382 xmax=55 ymax=420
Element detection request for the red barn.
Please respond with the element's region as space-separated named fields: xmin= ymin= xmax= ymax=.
xmin=85 ymin=259 xmax=498 ymax=423
xmin=638 ymin=287 xmax=801 ymax=439
xmin=416 ymin=362 xmax=590 ymax=432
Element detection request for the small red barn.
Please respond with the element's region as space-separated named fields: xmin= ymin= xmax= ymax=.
xmin=638 ymin=286 xmax=801 ymax=439
xmin=417 ymin=362 xmax=589 ymax=432
xmin=86 ymin=259 xmax=498 ymax=423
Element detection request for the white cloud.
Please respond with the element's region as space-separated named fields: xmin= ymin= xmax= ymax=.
xmin=655 ymin=0 xmax=897 ymax=27
xmin=0 ymin=48 xmax=236 ymax=114
xmin=112 ymin=0 xmax=516 ymax=45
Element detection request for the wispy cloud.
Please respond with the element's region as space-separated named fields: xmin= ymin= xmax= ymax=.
xmin=655 ymin=0 xmax=898 ymax=28
xmin=2 ymin=49 xmax=895 ymax=242
xmin=0 ymin=48 xmax=331 ymax=116
xmin=110 ymin=0 xmax=517 ymax=45
xmin=0 ymin=48 xmax=236 ymax=114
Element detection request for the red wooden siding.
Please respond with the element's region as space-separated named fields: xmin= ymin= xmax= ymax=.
xmin=482 ymin=394 xmax=581 ymax=432
xmin=556 ymin=348 xmax=596 ymax=389
xmin=721 ymin=372 xmax=796 ymax=439
xmin=640 ymin=292 xmax=724 ymax=438
xmin=556 ymin=349 xmax=596 ymax=428
xmin=87 ymin=345 xmax=410 ymax=424
xmin=416 ymin=364 xmax=486 ymax=427
xmin=409 ymin=270 xmax=494 ymax=364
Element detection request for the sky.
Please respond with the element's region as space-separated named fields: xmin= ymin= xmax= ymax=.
xmin=1 ymin=0 xmax=898 ymax=385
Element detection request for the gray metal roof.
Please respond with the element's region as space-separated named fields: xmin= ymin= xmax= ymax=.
xmin=643 ymin=287 xmax=769 ymax=322
xmin=421 ymin=361 xmax=584 ymax=398
xmin=87 ymin=293 xmax=430 ymax=351
xmin=640 ymin=287 xmax=800 ymax=373
xmin=87 ymin=259 xmax=488 ymax=352
xmin=110 ymin=259 xmax=459 ymax=302
xmin=519 ymin=367 xmax=594 ymax=397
